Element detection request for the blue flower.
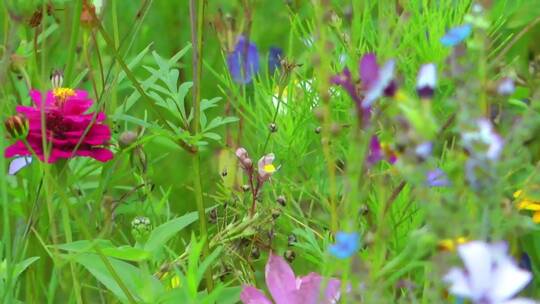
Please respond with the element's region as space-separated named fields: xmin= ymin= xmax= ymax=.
xmin=440 ymin=24 xmax=472 ymax=47
xmin=268 ymin=47 xmax=283 ymax=75
xmin=329 ymin=232 xmax=360 ymax=259
xmin=227 ymin=36 xmax=260 ymax=84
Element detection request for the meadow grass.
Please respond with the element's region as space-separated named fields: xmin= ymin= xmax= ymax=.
xmin=1 ymin=0 xmax=540 ymax=303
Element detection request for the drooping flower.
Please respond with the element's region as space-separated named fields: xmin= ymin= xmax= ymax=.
xmin=258 ymin=153 xmax=277 ymax=181
xmin=4 ymin=89 xmax=113 ymax=163
xmin=444 ymin=241 xmax=533 ymax=304
xmin=497 ymin=78 xmax=515 ymax=96
xmin=416 ymin=63 xmax=437 ymax=99
xmin=268 ymin=47 xmax=283 ymax=75
xmin=360 ymin=53 xmax=397 ymax=108
xmin=329 ymin=232 xmax=360 ymax=259
xmin=426 ymin=168 xmax=450 ymax=187
xmin=8 ymin=156 xmax=32 ymax=175
xmin=461 ymin=119 xmax=504 ymax=161
xmin=227 ymin=36 xmax=260 ymax=84
xmin=514 ymin=190 xmax=540 ymax=223
xmin=440 ymin=24 xmax=472 ymax=47
xmin=240 ymin=253 xmax=343 ymax=304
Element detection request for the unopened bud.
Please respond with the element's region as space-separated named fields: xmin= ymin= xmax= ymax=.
xmin=315 ymin=126 xmax=322 ymax=134
xmin=50 ymin=70 xmax=64 ymax=89
xmin=5 ymin=114 xmax=29 ymax=140
xmin=119 ymin=131 xmax=138 ymax=148
xmin=271 ymin=208 xmax=281 ymax=220
xmin=242 ymin=184 xmax=250 ymax=192
xmin=131 ymin=216 xmax=151 ymax=242
xmin=251 ymin=247 xmax=261 ymax=259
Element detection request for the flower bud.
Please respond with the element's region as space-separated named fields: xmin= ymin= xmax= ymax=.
xmin=50 ymin=70 xmax=64 ymax=89
xmin=287 ymin=234 xmax=297 ymax=246
xmin=269 ymin=123 xmax=278 ymax=133
xmin=5 ymin=114 xmax=29 ymax=140
xmin=284 ymin=249 xmax=296 ymax=263
xmin=131 ymin=216 xmax=151 ymax=242
xmin=119 ymin=131 xmax=138 ymax=148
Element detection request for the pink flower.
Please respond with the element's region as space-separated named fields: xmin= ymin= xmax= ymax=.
xmin=241 ymin=253 xmax=343 ymax=304
xmin=5 ymin=89 xmax=113 ymax=163
xmin=257 ymin=153 xmax=277 ymax=182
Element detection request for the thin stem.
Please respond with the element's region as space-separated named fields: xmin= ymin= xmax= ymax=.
xmin=65 ymin=0 xmax=83 ymax=85
xmin=189 ymin=0 xmax=214 ymax=291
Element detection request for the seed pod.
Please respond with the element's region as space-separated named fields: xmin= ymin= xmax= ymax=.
xmin=276 ymin=195 xmax=286 ymax=206
xmin=284 ymin=249 xmax=296 ymax=263
xmin=242 ymin=184 xmax=250 ymax=192
xmin=271 ymin=208 xmax=281 ymax=220
xmin=287 ymin=234 xmax=297 ymax=246
xmin=315 ymin=126 xmax=322 ymax=134
xmin=209 ymin=208 xmax=218 ymax=224
xmin=251 ymin=246 xmax=261 ymax=259
xmin=269 ymin=123 xmax=278 ymax=133
xmin=5 ymin=114 xmax=29 ymax=140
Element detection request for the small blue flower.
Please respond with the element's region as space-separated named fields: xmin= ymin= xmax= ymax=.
xmin=227 ymin=36 xmax=260 ymax=84
xmin=329 ymin=232 xmax=360 ymax=259
xmin=440 ymin=24 xmax=472 ymax=47
xmin=268 ymin=47 xmax=283 ymax=75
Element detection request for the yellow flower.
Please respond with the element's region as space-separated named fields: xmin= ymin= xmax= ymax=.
xmin=438 ymin=237 xmax=468 ymax=252
xmin=514 ymin=190 xmax=540 ymax=223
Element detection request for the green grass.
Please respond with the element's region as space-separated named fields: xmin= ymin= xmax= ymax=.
xmin=1 ymin=0 xmax=540 ymax=303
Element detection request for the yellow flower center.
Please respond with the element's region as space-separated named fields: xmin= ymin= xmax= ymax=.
xmin=263 ymin=164 xmax=276 ymax=173
xmin=53 ymin=87 xmax=76 ymax=104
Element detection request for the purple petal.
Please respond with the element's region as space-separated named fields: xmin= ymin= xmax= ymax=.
xmin=227 ymin=36 xmax=260 ymax=84
xmin=268 ymin=47 xmax=283 ymax=75
xmin=359 ymin=53 xmax=379 ymax=89
xmin=265 ymin=253 xmax=297 ymax=303
xmin=240 ymin=286 xmax=273 ymax=304
xmin=367 ymin=136 xmax=383 ymax=165
xmin=8 ymin=156 xmax=32 ymax=175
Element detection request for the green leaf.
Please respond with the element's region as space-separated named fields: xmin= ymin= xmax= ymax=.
xmin=101 ymin=246 xmax=150 ymax=262
xmin=144 ymin=211 xmax=199 ymax=254
xmin=75 ymin=253 xmax=163 ymax=303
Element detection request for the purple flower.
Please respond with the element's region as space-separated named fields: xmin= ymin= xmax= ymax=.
xmin=415 ymin=141 xmax=433 ymax=160
xmin=240 ymin=253 xmax=343 ymax=304
xmin=227 ymin=36 xmax=260 ymax=84
xmin=367 ymin=136 xmax=384 ymax=165
xmin=497 ymin=78 xmax=515 ymax=96
xmin=416 ymin=64 xmax=437 ymax=99
xmin=258 ymin=153 xmax=277 ymax=182
xmin=367 ymin=136 xmax=397 ymax=166
xmin=8 ymin=156 xmax=32 ymax=175
xmin=268 ymin=47 xmax=283 ymax=75
xmin=444 ymin=241 xmax=533 ymax=304
xmin=440 ymin=24 xmax=472 ymax=47
xmin=329 ymin=232 xmax=360 ymax=259
xmin=426 ymin=168 xmax=450 ymax=187
xmin=360 ymin=53 xmax=397 ymax=108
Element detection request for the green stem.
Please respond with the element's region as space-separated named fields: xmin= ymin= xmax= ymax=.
xmin=65 ymin=0 xmax=83 ymax=85
xmin=189 ymin=0 xmax=214 ymax=291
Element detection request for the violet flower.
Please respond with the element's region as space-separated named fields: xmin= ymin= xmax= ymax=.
xmin=497 ymin=78 xmax=515 ymax=96
xmin=240 ymin=253 xmax=343 ymax=304
xmin=227 ymin=36 xmax=260 ymax=84
xmin=367 ymin=136 xmax=396 ymax=166
xmin=360 ymin=53 xmax=397 ymax=108
xmin=444 ymin=241 xmax=534 ymax=304
xmin=258 ymin=153 xmax=277 ymax=182
xmin=416 ymin=63 xmax=437 ymax=99
xmin=268 ymin=47 xmax=283 ymax=75
xmin=426 ymin=168 xmax=450 ymax=187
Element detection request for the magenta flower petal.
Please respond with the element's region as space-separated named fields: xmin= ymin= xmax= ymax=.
xmin=359 ymin=53 xmax=379 ymax=89
xmin=4 ymin=89 xmax=113 ymax=163
xmin=240 ymin=286 xmax=273 ymax=304
xmin=265 ymin=253 xmax=297 ymax=303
